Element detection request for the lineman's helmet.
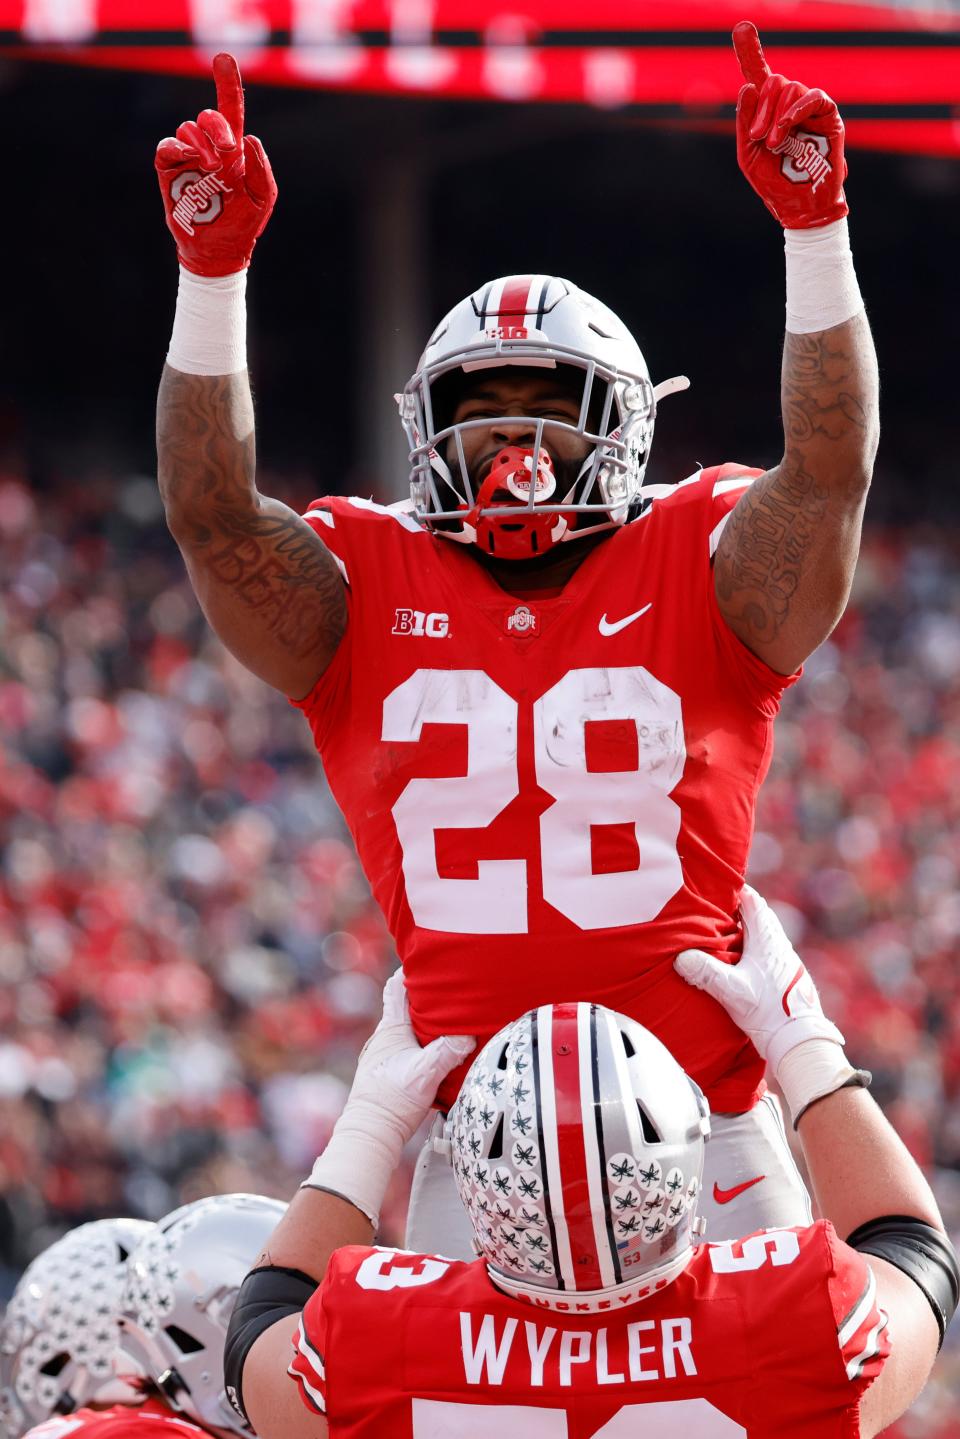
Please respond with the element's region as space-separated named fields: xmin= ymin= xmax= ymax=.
xmin=450 ymin=1002 xmax=710 ymax=1313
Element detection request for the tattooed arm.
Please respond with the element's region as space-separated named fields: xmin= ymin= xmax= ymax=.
xmin=713 ymin=311 xmax=879 ymax=675
xmin=157 ymin=365 xmax=347 ymax=699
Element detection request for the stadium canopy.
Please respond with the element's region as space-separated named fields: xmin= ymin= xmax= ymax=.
xmin=3 ymin=0 xmax=958 ymax=156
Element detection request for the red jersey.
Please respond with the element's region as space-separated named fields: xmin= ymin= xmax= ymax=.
xmin=289 ymin=1225 xmax=889 ymax=1437
xmin=295 ymin=466 xmax=799 ymax=1111
xmin=23 ymin=1401 xmax=208 ymax=1439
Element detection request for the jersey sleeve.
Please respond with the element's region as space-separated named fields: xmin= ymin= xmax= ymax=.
xmin=291 ymin=496 xmax=425 ymax=740
xmin=287 ymin=1245 xmax=396 ymax=1420
xmin=288 ymin=1245 xmax=467 ymax=1425
xmin=287 ymin=497 xmax=357 ymax=741
xmin=699 ymin=463 xmax=803 ymax=715
xmin=824 ymin=1224 xmax=892 ymax=1390
xmin=299 ymin=494 xmax=423 ymax=586
xmin=736 ymin=1222 xmax=892 ymax=1425
xmin=302 ymin=499 xmax=352 ymax=586
xmin=288 ymin=1285 xmax=331 ymax=1417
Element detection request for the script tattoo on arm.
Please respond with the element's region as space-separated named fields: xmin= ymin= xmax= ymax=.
xmin=157 ymin=365 xmax=347 ymax=697
xmin=714 ymin=311 xmax=878 ymax=675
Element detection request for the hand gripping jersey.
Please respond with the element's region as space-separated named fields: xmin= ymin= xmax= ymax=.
xmin=289 ymin=1224 xmax=890 ymax=1437
xmin=23 ymin=1400 xmax=209 ymax=1439
xmin=294 ymin=466 xmax=799 ymax=1113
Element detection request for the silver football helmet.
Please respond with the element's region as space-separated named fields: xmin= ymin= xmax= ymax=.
xmin=0 ymin=1217 xmax=157 ymax=1437
xmin=450 ymin=1002 xmax=710 ymax=1313
xmin=398 ymin=274 xmax=688 ymax=558
xmin=118 ymin=1193 xmax=287 ymax=1438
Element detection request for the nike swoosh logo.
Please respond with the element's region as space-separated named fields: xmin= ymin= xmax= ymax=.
xmin=712 ymin=1175 xmax=765 ymax=1205
xmin=781 ymin=963 xmax=806 ymax=1017
xmin=598 ymin=603 xmax=653 ymax=636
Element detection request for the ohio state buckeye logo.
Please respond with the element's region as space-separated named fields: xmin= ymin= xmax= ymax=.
xmin=170 ymin=170 xmax=231 ymax=236
xmin=505 ymin=604 xmax=539 ymax=636
xmin=777 ymin=129 xmax=832 ymax=193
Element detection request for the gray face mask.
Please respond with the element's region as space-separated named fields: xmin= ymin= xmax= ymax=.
xmin=397 ymin=275 xmax=689 ymax=552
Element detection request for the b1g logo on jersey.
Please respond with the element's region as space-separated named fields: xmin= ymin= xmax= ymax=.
xmin=505 ymin=604 xmax=539 ymax=637
xmin=393 ymin=608 xmax=451 ymax=638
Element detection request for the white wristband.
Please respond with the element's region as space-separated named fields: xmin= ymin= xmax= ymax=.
xmin=167 ymin=265 xmax=248 ymax=376
xmin=300 ymin=1096 xmax=407 ymax=1228
xmin=784 ymin=218 xmax=863 ymax=335
xmin=776 ymin=1037 xmax=862 ymax=1126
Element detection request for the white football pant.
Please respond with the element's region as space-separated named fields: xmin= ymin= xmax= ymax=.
xmin=404 ymin=1091 xmax=812 ymax=1260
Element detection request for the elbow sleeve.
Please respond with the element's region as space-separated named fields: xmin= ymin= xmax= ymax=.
xmin=223 ymin=1266 xmax=319 ymax=1425
xmin=847 ymin=1215 xmax=960 ymax=1350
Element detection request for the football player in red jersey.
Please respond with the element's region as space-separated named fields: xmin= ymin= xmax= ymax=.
xmin=224 ymin=892 xmax=958 ymax=1439
xmin=2 ymin=1196 xmax=284 ymax=1439
xmin=154 ymin=25 xmax=877 ymax=1246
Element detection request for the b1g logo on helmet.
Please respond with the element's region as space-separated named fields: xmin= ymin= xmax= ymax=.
xmin=505 ymin=604 xmax=539 ymax=636
xmin=778 ymin=130 xmax=833 ymax=193
xmin=393 ymin=608 xmax=450 ymax=638
xmin=485 ymin=325 xmax=529 ymax=341
xmin=170 ymin=170 xmax=232 ymax=236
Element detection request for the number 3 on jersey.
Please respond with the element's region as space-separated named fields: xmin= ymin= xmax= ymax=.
xmin=381 ymin=666 xmax=686 ymax=934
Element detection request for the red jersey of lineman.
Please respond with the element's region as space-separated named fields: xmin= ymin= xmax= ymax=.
xmin=23 ymin=1400 xmax=209 ymax=1439
xmin=289 ymin=1225 xmax=889 ymax=1437
xmin=294 ymin=465 xmax=799 ymax=1111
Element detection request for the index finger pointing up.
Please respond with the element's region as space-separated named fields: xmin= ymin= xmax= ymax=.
xmin=732 ymin=20 xmax=771 ymax=87
xmin=213 ymin=52 xmax=244 ymax=140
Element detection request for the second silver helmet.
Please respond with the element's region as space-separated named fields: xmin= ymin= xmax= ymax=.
xmin=119 ymin=1193 xmax=287 ymax=1438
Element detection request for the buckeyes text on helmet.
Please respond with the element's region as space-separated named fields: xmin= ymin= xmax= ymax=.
xmin=398 ymin=276 xmax=689 ymax=559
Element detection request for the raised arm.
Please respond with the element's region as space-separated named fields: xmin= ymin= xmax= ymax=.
xmin=714 ymin=23 xmax=878 ymax=677
xmin=155 ymin=54 xmax=346 ymax=700
xmin=157 ymin=365 xmax=346 ymax=698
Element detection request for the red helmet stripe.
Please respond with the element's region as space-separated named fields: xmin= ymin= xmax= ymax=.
xmin=535 ymin=1005 xmax=575 ymax=1286
xmin=496 ymin=274 xmax=538 ymax=320
xmin=580 ymin=1003 xmax=619 ymax=1289
xmin=550 ymin=1002 xmax=605 ymax=1290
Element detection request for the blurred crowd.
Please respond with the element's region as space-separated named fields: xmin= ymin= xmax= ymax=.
xmin=1 ymin=468 xmax=958 ymax=1431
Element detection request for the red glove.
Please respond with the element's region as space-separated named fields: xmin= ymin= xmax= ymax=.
xmin=733 ymin=21 xmax=848 ymax=229
xmin=155 ymin=53 xmax=277 ymax=276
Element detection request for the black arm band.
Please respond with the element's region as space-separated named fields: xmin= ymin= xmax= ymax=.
xmin=846 ymin=1214 xmax=960 ymax=1350
xmin=223 ymin=1265 xmax=319 ymax=1425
